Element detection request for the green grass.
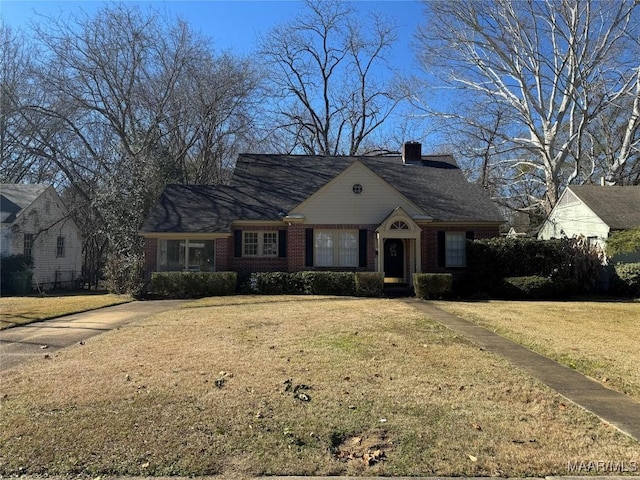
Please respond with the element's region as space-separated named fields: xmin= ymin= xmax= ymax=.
xmin=0 ymin=296 xmax=637 ymax=477
xmin=0 ymin=292 xmax=132 ymax=329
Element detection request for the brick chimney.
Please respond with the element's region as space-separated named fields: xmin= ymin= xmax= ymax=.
xmin=402 ymin=142 xmax=422 ymax=164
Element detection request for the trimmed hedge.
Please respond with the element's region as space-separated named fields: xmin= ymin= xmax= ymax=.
xmin=355 ymin=272 xmax=384 ymax=297
xmin=248 ymin=271 xmax=365 ymax=296
xmin=498 ymin=276 xmax=557 ymax=300
xmin=611 ymin=263 xmax=640 ymax=297
xmin=466 ymin=237 xmax=601 ymax=297
xmin=413 ymin=273 xmax=452 ymax=300
xmin=299 ymin=271 xmax=355 ymax=296
xmin=151 ymin=271 xmax=237 ymax=298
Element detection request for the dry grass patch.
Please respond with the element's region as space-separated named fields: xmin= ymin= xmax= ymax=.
xmin=0 ymin=296 xmax=637 ymax=478
xmin=434 ymin=300 xmax=640 ymax=401
xmin=0 ymin=292 xmax=132 ymax=329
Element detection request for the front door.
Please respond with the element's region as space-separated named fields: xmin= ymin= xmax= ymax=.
xmin=384 ymin=239 xmax=404 ymax=281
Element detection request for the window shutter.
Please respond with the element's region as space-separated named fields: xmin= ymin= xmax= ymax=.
xmin=466 ymin=231 xmax=475 ymax=241
xmin=278 ymin=230 xmax=287 ymax=257
xmin=437 ymin=231 xmax=446 ymax=268
xmin=234 ymin=230 xmax=242 ymax=257
xmin=305 ymin=228 xmax=314 ymax=267
xmin=359 ymin=229 xmax=368 ymax=267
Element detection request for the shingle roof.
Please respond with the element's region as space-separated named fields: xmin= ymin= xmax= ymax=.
xmin=569 ymin=185 xmax=640 ymax=230
xmin=1 ymin=184 xmax=48 ymax=223
xmin=141 ymin=154 xmax=504 ymax=234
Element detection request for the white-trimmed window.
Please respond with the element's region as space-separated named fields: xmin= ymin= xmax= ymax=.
xmin=158 ymin=239 xmax=215 ymax=272
xmin=23 ymin=234 xmax=34 ymax=259
xmin=243 ymin=231 xmax=278 ymax=257
xmin=315 ymin=230 xmax=358 ymax=267
xmin=445 ymin=232 xmax=466 ymax=267
xmin=56 ymin=236 xmax=65 ymax=257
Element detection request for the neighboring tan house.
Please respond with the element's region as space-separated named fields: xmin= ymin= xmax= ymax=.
xmin=538 ymin=185 xmax=640 ymax=262
xmin=140 ymin=143 xmax=505 ymax=286
xmin=1 ymin=184 xmax=82 ymax=290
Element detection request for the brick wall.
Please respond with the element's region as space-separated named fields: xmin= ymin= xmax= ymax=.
xmin=287 ymin=224 xmax=377 ymax=272
xmin=143 ymin=238 xmax=157 ymax=279
xmin=421 ymin=224 xmax=500 ymax=274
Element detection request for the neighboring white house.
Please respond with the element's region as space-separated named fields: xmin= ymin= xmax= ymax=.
xmin=1 ymin=184 xmax=82 ymax=291
xmin=538 ymin=185 xmax=640 ymax=262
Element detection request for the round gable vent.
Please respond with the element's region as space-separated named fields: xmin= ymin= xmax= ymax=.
xmin=352 ymin=183 xmax=363 ymax=195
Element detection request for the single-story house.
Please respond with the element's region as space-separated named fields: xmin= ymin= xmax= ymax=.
xmin=538 ymin=185 xmax=640 ymax=262
xmin=140 ymin=143 xmax=504 ymax=286
xmin=1 ymin=184 xmax=83 ymax=290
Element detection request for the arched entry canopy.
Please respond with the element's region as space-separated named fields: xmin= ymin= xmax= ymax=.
xmin=376 ymin=207 xmax=426 ymax=285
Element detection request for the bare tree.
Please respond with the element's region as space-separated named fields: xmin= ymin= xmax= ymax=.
xmin=0 ymin=23 xmax=58 ymax=184
xmin=417 ymin=0 xmax=640 ymax=213
xmin=260 ymin=0 xmax=402 ymax=155
xmin=10 ymin=4 xmax=260 ymax=291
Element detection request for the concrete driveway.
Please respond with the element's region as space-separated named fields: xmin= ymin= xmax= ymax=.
xmin=0 ymin=300 xmax=186 ymax=372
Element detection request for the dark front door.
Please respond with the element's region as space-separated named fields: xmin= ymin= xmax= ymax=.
xmin=384 ymin=239 xmax=404 ymax=280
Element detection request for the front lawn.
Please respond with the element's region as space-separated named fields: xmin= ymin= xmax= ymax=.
xmin=0 ymin=296 xmax=636 ymax=477
xmin=434 ymin=300 xmax=640 ymax=401
xmin=0 ymin=292 xmax=132 ymax=329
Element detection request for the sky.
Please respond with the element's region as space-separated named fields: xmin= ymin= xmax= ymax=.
xmin=0 ymin=0 xmax=426 ymax=74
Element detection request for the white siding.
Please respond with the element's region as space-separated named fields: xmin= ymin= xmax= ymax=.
xmin=5 ymin=187 xmax=82 ymax=289
xmin=292 ymin=162 xmax=423 ymax=224
xmin=538 ymin=190 xmax=610 ymax=249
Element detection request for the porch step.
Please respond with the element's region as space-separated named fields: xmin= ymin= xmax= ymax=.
xmin=383 ymin=283 xmax=414 ymax=298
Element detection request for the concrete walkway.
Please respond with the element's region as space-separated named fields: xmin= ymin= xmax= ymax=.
xmin=403 ymin=299 xmax=640 ymax=443
xmin=0 ymin=300 xmax=186 ymax=373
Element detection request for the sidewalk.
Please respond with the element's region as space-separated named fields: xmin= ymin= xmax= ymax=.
xmin=403 ymin=299 xmax=640 ymax=443
xmin=0 ymin=299 xmax=186 ymax=372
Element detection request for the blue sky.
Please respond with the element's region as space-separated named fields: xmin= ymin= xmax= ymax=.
xmin=1 ymin=0 xmax=426 ymax=74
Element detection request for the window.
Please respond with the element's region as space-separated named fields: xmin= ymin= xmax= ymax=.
xmin=56 ymin=236 xmax=65 ymax=257
xmin=243 ymin=232 xmax=258 ymax=256
xmin=315 ymin=230 xmax=358 ymax=267
xmin=352 ymin=183 xmax=363 ymax=195
xmin=23 ymin=234 xmax=34 ymax=259
xmin=390 ymin=221 xmax=409 ymax=230
xmin=243 ymin=232 xmax=278 ymax=257
xmin=158 ymin=239 xmax=215 ymax=272
xmin=445 ymin=232 xmax=466 ymax=267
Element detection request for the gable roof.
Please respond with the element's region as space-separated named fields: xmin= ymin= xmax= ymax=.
xmin=1 ymin=184 xmax=49 ymax=223
xmin=142 ymin=153 xmax=504 ymax=234
xmin=231 ymin=154 xmax=503 ymax=222
xmin=568 ymin=185 xmax=640 ymax=230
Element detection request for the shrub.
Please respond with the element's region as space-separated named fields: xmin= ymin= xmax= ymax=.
xmin=103 ymin=253 xmax=146 ymax=298
xmin=466 ymin=237 xmax=601 ymax=297
xmin=413 ymin=273 xmax=452 ymax=300
xmin=299 ymin=271 xmax=355 ymax=295
xmin=611 ymin=263 xmax=640 ymax=297
xmin=0 ymin=254 xmax=33 ymax=295
xmin=607 ymin=227 xmax=640 ymax=257
xmin=498 ymin=276 xmax=557 ymax=299
xmin=355 ymin=272 xmax=384 ymax=297
xmin=254 ymin=272 xmax=305 ymax=295
xmin=151 ymin=271 xmax=237 ymax=298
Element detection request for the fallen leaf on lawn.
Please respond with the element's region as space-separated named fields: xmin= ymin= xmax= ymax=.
xmin=294 ymin=392 xmax=311 ymax=402
xmin=471 ymin=423 xmax=482 ymax=431
xmin=468 ymin=454 xmax=478 ymax=462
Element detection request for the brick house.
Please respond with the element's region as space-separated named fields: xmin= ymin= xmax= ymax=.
xmin=1 ymin=184 xmax=82 ymax=290
xmin=140 ymin=143 xmax=504 ymax=286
